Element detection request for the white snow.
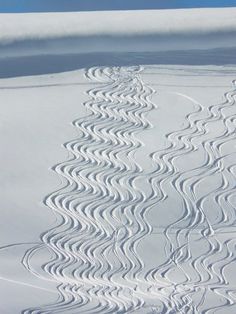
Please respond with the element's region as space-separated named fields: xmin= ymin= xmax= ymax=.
xmin=1 ymin=7 xmax=236 ymax=314
xmin=0 ymin=8 xmax=236 ymax=58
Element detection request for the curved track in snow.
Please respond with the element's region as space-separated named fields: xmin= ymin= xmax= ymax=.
xmin=21 ymin=67 xmax=236 ymax=313
xmin=22 ymin=66 xmax=158 ymax=313
xmin=146 ymin=81 xmax=236 ymax=313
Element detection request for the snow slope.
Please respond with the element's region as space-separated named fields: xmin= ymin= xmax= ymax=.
xmin=1 ymin=7 xmax=236 ymax=314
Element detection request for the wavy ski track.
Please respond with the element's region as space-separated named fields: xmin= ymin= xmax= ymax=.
xmin=20 ymin=67 xmax=236 ymax=313
xmin=22 ymin=66 xmax=161 ymax=314
xmin=146 ymin=81 xmax=236 ymax=313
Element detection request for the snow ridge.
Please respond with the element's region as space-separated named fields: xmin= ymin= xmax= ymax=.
xmin=1 ymin=8 xmax=236 ymax=58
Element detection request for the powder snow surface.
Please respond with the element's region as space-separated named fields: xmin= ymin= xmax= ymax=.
xmin=1 ymin=7 xmax=236 ymax=314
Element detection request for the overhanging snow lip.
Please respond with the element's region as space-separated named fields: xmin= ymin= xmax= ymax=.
xmin=0 ymin=8 xmax=236 ymax=58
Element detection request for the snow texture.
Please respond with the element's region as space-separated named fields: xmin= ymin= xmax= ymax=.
xmin=1 ymin=7 xmax=236 ymax=314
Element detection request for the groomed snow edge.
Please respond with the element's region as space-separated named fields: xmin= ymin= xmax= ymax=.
xmin=0 ymin=8 xmax=236 ymax=58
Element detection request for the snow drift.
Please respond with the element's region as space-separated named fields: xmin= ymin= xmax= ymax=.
xmin=0 ymin=8 xmax=236 ymax=58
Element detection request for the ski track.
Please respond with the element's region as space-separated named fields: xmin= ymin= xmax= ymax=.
xmin=15 ymin=66 xmax=236 ymax=313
